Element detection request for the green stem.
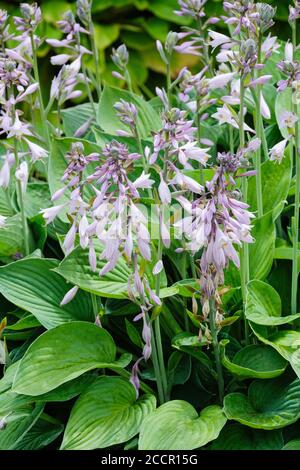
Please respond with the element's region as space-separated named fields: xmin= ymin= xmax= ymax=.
xmin=14 ymin=139 xmax=29 ymax=256
xmin=82 ymin=62 xmax=97 ymax=120
xmin=196 ymin=97 xmax=204 ymax=186
xmin=30 ymin=32 xmax=51 ymax=148
xmin=91 ymin=294 xmax=99 ymax=319
xmin=239 ymin=80 xmax=250 ymax=344
xmin=150 ymin=321 xmax=165 ymax=404
xmin=209 ymin=300 xmax=224 ymax=404
xmin=153 ymin=235 xmax=168 ymax=402
xmin=88 ymin=17 xmax=102 ymax=100
xmin=166 ymin=62 xmax=171 ymax=104
xmin=254 ymin=32 xmax=263 ymax=218
xmin=292 ymin=21 xmax=299 ymax=314
xmin=125 ymin=69 xmax=133 ymax=94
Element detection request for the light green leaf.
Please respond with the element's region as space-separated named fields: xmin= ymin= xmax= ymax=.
xmin=224 ymin=376 xmax=300 ymax=430
xmin=246 ymin=280 xmax=300 ymax=325
xmin=211 ymin=424 xmax=283 ymax=450
xmin=139 ymin=401 xmax=226 ymax=450
xmin=94 ymin=23 xmax=120 ymax=49
xmin=22 ymin=183 xmax=51 ymax=219
xmin=0 ymin=214 xmax=25 ymax=258
xmin=55 ymin=243 xmax=132 ymax=299
xmin=0 ymin=258 xmax=94 ymax=329
xmin=249 ymin=212 xmax=275 ymax=280
xmin=98 ymin=86 xmax=161 ymax=138
xmin=248 ymin=147 xmax=292 ymax=217
xmin=283 ymin=439 xmax=300 ymax=450
xmin=14 ymin=417 xmax=64 ymax=450
xmin=61 ymin=377 xmax=156 ymax=450
xmin=275 ymin=87 xmax=300 ymax=139
xmin=61 ymin=103 xmax=96 ymax=137
xmin=0 ymin=402 xmax=43 ymax=450
xmin=148 ymin=0 xmax=192 ymax=25
xmin=220 ymin=340 xmax=287 ymax=379
xmin=12 ymin=322 xmax=121 ymax=396
xmin=251 ymin=323 xmax=300 ymax=379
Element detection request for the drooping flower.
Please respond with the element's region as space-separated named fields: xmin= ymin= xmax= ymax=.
xmin=269 ymin=139 xmax=288 ymax=163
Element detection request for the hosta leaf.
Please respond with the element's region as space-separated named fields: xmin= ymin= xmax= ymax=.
xmin=246 ymin=280 xmax=300 ymax=325
xmin=275 ymin=88 xmax=300 ymax=140
xmin=251 ymin=323 xmax=300 ymax=379
xmin=22 ymin=183 xmax=51 ymax=219
xmin=61 ymin=103 xmax=96 ymax=137
xmin=0 ymin=402 xmax=43 ymax=450
xmin=55 ymin=244 xmax=132 ymax=299
xmin=0 ymin=258 xmax=94 ymax=329
xmin=98 ymin=86 xmax=161 ymax=138
xmin=248 ymin=147 xmax=292 ymax=216
xmin=12 ymin=322 xmax=122 ymax=396
xmin=0 ymin=214 xmax=25 ymax=258
xmin=61 ymin=377 xmax=156 ymax=450
xmin=224 ymin=376 xmax=300 ymax=430
xmin=211 ymin=424 xmax=283 ymax=450
xmin=148 ymin=0 xmax=192 ymax=25
xmin=220 ymin=340 xmax=287 ymax=379
xmin=283 ymin=439 xmax=300 ymax=450
xmin=14 ymin=417 xmax=64 ymax=450
xmin=249 ymin=212 xmax=275 ymax=280
xmin=138 ymin=401 xmax=226 ymax=450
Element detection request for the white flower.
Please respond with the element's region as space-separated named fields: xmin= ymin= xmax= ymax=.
xmin=269 ymin=139 xmax=288 ymax=163
xmin=153 ymin=260 xmax=164 ymax=275
xmin=24 ymin=139 xmax=48 ymax=162
xmin=15 ymin=161 xmax=28 ymax=193
xmin=285 ymin=41 xmax=293 ymax=62
xmin=260 ymin=92 xmax=271 ymax=120
xmin=41 ymin=204 xmax=65 ymax=224
xmin=7 ymin=113 xmax=32 ymax=139
xmin=208 ymin=72 xmax=236 ymax=90
xmin=0 ymin=215 xmax=6 ymax=227
xmin=133 ymin=171 xmax=154 ymax=189
xmin=208 ymin=31 xmax=232 ymax=50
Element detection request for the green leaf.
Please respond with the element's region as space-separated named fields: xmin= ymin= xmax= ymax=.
xmin=220 ymin=340 xmax=287 ymax=379
xmin=12 ymin=322 xmax=120 ymax=395
xmin=22 ymin=183 xmax=51 ymax=219
xmin=14 ymin=417 xmax=64 ymax=450
xmin=61 ymin=103 xmax=96 ymax=137
xmin=283 ymin=439 xmax=300 ymax=450
xmin=224 ymin=376 xmax=300 ymax=430
xmin=125 ymin=319 xmax=143 ymax=348
xmin=249 ymin=212 xmax=275 ymax=280
xmin=251 ymin=323 xmax=300 ymax=379
xmin=148 ymin=0 xmax=192 ymax=25
xmin=0 ymin=258 xmax=94 ymax=329
xmin=55 ymin=243 xmax=132 ymax=299
xmin=138 ymin=401 xmax=226 ymax=450
xmin=274 ymin=245 xmax=300 ymax=271
xmin=246 ymin=280 xmax=300 ymax=325
xmin=0 ymin=214 xmax=25 ymax=258
xmin=98 ymin=86 xmax=161 ymax=139
xmin=211 ymin=424 xmax=283 ymax=450
xmin=61 ymin=376 xmax=156 ymax=450
xmin=0 ymin=402 xmax=43 ymax=450
xmin=93 ymin=24 xmax=120 ymax=50
xmin=248 ymin=147 xmax=292 ymax=217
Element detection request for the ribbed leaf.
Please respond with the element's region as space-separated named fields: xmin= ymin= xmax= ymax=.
xmin=61 ymin=377 xmax=156 ymax=450
xmin=220 ymin=340 xmax=287 ymax=379
xmin=249 ymin=212 xmax=275 ymax=280
xmin=224 ymin=376 xmax=300 ymax=430
xmin=211 ymin=424 xmax=283 ymax=450
xmin=12 ymin=322 xmax=124 ymax=396
xmin=139 ymin=401 xmax=226 ymax=450
xmin=55 ymin=244 xmax=132 ymax=299
xmin=246 ymin=280 xmax=300 ymax=325
xmin=0 ymin=258 xmax=94 ymax=329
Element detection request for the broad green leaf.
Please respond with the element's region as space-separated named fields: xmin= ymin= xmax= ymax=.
xmin=0 ymin=214 xmax=25 ymax=258
xmin=55 ymin=244 xmax=132 ymax=299
xmin=98 ymin=86 xmax=161 ymax=138
xmin=248 ymin=147 xmax=292 ymax=216
xmin=220 ymin=340 xmax=287 ymax=379
xmin=283 ymin=439 xmax=300 ymax=450
xmin=224 ymin=376 xmax=300 ymax=430
xmin=94 ymin=24 xmax=120 ymax=50
xmin=246 ymin=280 xmax=300 ymax=325
xmin=274 ymin=245 xmax=300 ymax=271
xmin=0 ymin=402 xmax=43 ymax=450
xmin=251 ymin=323 xmax=300 ymax=379
xmin=148 ymin=0 xmax=192 ymax=25
xmin=0 ymin=187 xmax=14 ymax=217
xmin=0 ymin=258 xmax=94 ymax=329
xmin=14 ymin=417 xmax=64 ymax=450
xmin=61 ymin=103 xmax=96 ymax=137
xmin=139 ymin=401 xmax=226 ymax=450
xmin=22 ymin=183 xmax=51 ymax=219
xmin=4 ymin=314 xmax=40 ymax=331
xmin=12 ymin=322 xmax=121 ymax=395
xmin=211 ymin=424 xmax=283 ymax=450
xmin=249 ymin=212 xmax=275 ymax=280
xmin=61 ymin=377 xmax=156 ymax=450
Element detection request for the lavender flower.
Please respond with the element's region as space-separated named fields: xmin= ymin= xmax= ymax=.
xmin=269 ymin=139 xmax=288 ymax=163
xmin=175 ymin=0 xmax=207 ymax=19
xmin=14 ymin=3 xmax=42 ymax=33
